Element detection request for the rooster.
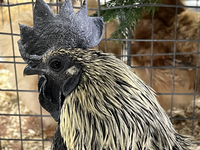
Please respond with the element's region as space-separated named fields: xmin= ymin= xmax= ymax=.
xmin=18 ymin=0 xmax=192 ymax=149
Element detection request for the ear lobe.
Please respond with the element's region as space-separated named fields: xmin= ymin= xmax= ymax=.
xmin=62 ymin=72 xmax=81 ymax=97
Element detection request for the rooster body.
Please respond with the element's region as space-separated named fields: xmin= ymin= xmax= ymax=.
xmin=25 ymin=48 xmax=191 ymax=150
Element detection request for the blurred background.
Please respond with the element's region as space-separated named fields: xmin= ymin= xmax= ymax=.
xmin=0 ymin=0 xmax=200 ymax=149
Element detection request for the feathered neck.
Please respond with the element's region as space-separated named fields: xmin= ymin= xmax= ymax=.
xmin=59 ymin=49 xmax=190 ymax=149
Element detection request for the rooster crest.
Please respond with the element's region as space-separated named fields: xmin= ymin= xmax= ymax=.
xmin=18 ymin=0 xmax=104 ymax=63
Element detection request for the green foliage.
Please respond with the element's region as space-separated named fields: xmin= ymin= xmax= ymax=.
xmin=92 ymin=0 xmax=158 ymax=39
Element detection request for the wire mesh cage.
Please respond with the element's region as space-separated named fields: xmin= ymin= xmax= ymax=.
xmin=0 ymin=0 xmax=200 ymax=149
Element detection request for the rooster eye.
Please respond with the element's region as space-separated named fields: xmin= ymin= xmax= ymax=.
xmin=49 ymin=59 xmax=62 ymax=71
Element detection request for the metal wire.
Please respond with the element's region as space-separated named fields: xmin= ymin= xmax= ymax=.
xmin=0 ymin=0 xmax=200 ymax=149
xmin=126 ymin=31 xmax=132 ymax=66
xmin=6 ymin=0 xmax=23 ymax=148
xmin=149 ymin=10 xmax=154 ymax=87
xmin=169 ymin=0 xmax=178 ymax=119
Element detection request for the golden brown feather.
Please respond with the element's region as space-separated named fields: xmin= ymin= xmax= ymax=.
xmin=131 ymin=0 xmax=200 ymax=110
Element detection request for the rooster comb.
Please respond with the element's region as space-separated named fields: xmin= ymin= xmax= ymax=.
xmin=18 ymin=0 xmax=104 ymax=62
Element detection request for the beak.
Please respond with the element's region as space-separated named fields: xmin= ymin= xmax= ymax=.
xmin=24 ymin=65 xmax=45 ymax=76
